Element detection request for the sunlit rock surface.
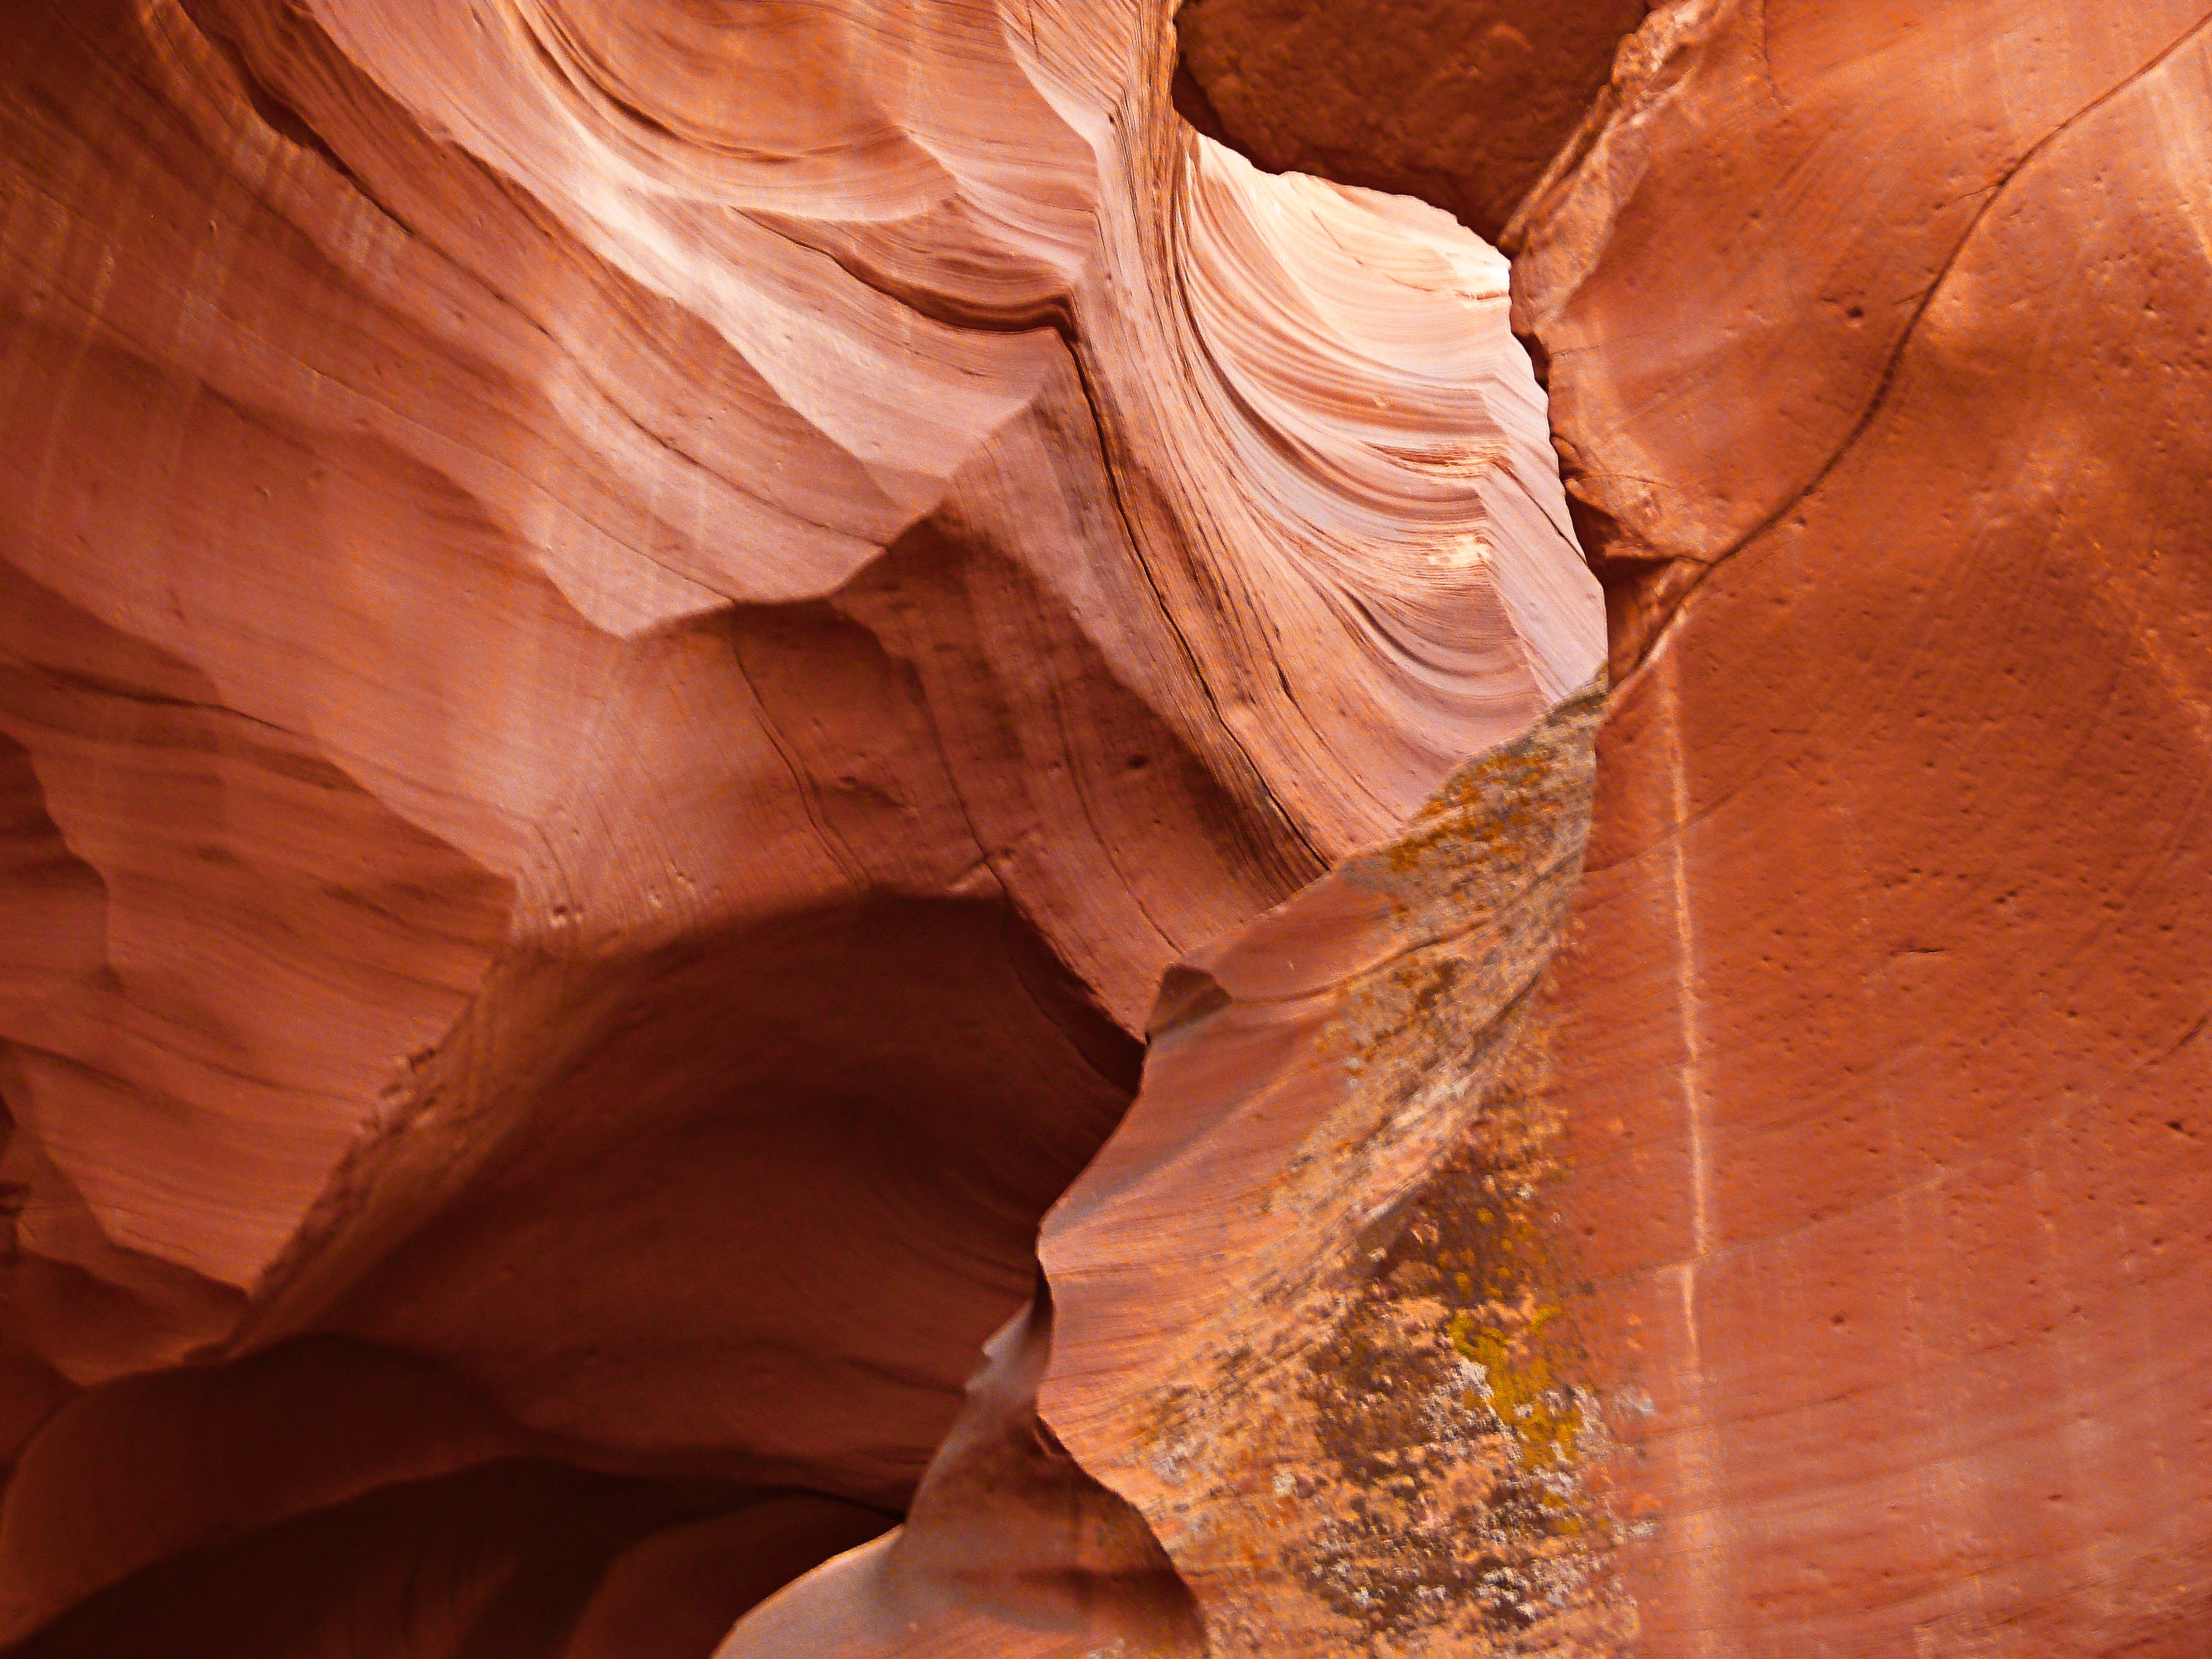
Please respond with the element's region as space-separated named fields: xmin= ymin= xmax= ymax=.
xmin=0 ymin=1 xmax=1599 ymax=1652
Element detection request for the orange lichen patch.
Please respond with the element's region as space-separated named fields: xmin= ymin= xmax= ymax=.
xmin=1281 ymin=1010 xmax=1627 ymax=1651
xmin=1448 ymin=1310 xmax=1581 ymax=1473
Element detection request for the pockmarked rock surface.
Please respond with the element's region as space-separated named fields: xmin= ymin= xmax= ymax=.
xmin=1175 ymin=0 xmax=1653 ymax=242
xmin=0 ymin=0 xmax=1601 ymax=1652
xmin=1503 ymin=1 xmax=2212 ymax=1653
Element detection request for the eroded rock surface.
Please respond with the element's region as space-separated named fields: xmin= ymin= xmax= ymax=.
xmin=727 ymin=682 xmax=1612 ymax=1658
xmin=743 ymin=2 xmax=2212 ymax=1654
xmin=1037 ymin=683 xmax=1614 ymax=1656
xmin=0 ymin=0 xmax=1598 ymax=1652
xmin=1175 ymin=0 xmax=1652 ymax=241
xmin=1508 ymin=2 xmax=2212 ymax=1653
xmin=8 ymin=0 xmax=2202 ymax=1653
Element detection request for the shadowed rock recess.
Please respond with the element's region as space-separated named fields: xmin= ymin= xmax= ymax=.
xmin=1174 ymin=0 xmax=1653 ymax=244
xmin=0 ymin=3 xmax=2204 ymax=1657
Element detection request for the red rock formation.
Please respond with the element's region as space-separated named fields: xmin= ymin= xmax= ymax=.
xmin=0 ymin=0 xmax=1598 ymax=1651
xmin=12 ymin=0 xmax=2198 ymax=1652
xmin=731 ymin=684 xmax=1612 ymax=1657
xmin=741 ymin=2 xmax=2212 ymax=1653
xmin=1175 ymin=0 xmax=1653 ymax=242
xmin=1503 ymin=2 xmax=2212 ymax=1652
xmin=1035 ymin=684 xmax=1613 ymax=1655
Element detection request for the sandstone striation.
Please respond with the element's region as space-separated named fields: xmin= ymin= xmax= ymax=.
xmin=1504 ymin=1 xmax=2212 ymax=1652
xmin=0 ymin=0 xmax=1599 ymax=1652
xmin=742 ymin=1 xmax=2212 ymax=1652
xmin=5 ymin=0 xmax=2204 ymax=1653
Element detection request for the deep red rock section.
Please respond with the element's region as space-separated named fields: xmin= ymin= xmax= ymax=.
xmin=0 ymin=1 xmax=1599 ymax=1654
xmin=1176 ymin=0 xmax=1653 ymax=242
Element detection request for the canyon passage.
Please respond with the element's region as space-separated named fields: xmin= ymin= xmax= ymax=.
xmin=1 ymin=3 xmax=2207 ymax=1656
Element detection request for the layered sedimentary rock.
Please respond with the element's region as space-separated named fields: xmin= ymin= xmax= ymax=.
xmin=10 ymin=0 xmax=2204 ymax=1653
xmin=0 ymin=0 xmax=1600 ymax=1652
xmin=1503 ymin=2 xmax=2212 ymax=1653
xmin=742 ymin=2 xmax=2212 ymax=1653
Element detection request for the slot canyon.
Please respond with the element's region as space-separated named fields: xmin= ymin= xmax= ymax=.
xmin=0 ymin=3 xmax=2206 ymax=1655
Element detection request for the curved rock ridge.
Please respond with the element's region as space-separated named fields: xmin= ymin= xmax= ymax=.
xmin=0 ymin=0 xmax=1600 ymax=1649
xmin=1506 ymin=1 xmax=2212 ymax=1652
xmin=1036 ymin=680 xmax=1615 ymax=1656
xmin=725 ymin=681 xmax=1612 ymax=1658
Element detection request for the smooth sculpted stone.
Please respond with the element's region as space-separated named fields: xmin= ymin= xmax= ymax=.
xmin=1505 ymin=2 xmax=2212 ymax=1653
xmin=0 ymin=0 xmax=1600 ymax=1652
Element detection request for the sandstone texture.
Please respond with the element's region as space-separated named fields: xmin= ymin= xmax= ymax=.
xmin=4 ymin=0 xmax=2206 ymax=1654
xmin=728 ymin=683 xmax=1612 ymax=1657
xmin=1506 ymin=2 xmax=2212 ymax=1653
xmin=0 ymin=0 xmax=1599 ymax=1653
xmin=1175 ymin=0 xmax=1653 ymax=242
xmin=748 ymin=1 xmax=2212 ymax=1652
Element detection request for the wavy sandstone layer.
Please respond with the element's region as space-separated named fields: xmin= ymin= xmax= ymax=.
xmin=736 ymin=2 xmax=2212 ymax=1653
xmin=6 ymin=0 xmax=2206 ymax=1654
xmin=0 ymin=1 xmax=1603 ymax=1653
